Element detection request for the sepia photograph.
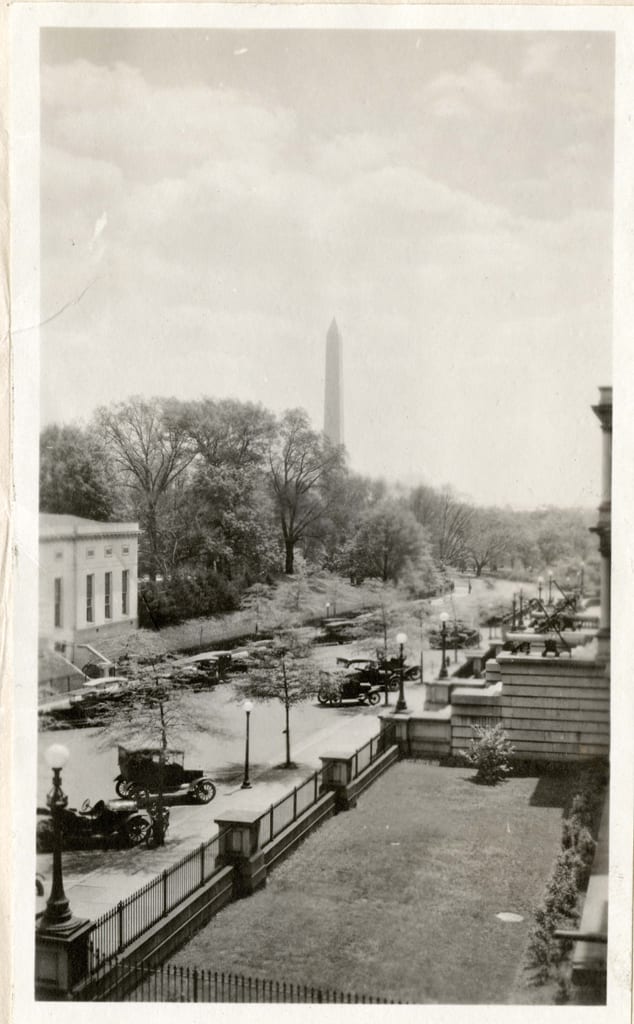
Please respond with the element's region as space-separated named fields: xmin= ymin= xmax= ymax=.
xmin=8 ymin=5 xmax=633 ymax=1021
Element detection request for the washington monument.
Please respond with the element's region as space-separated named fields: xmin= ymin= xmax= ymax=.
xmin=323 ymin=318 xmax=343 ymax=446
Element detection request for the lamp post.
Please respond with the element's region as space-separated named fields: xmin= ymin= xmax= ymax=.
xmin=537 ymin=576 xmax=544 ymax=603
xmin=519 ymin=588 xmax=524 ymax=628
xmin=241 ymin=700 xmax=254 ymax=789
xmin=579 ymin=562 xmax=585 ymax=597
xmin=40 ymin=744 xmax=72 ymax=928
xmin=439 ymin=613 xmax=449 ymax=680
xmin=511 ymin=593 xmax=517 ymax=630
xmin=395 ymin=632 xmax=408 ymax=712
xmin=548 ymin=570 xmax=554 ymax=606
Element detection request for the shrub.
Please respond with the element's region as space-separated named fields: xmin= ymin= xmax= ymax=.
xmin=460 ymin=724 xmax=514 ymax=785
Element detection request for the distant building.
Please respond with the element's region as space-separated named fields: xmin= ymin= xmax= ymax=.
xmin=39 ymin=514 xmax=140 ymax=669
xmin=323 ymin=317 xmax=344 ymax=446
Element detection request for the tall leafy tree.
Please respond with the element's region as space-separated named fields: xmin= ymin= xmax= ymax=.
xmin=345 ymin=498 xmax=433 ymax=585
xmin=94 ymin=396 xmax=196 ymax=579
xmin=40 ymin=424 xmax=116 ymax=520
xmin=267 ymin=408 xmax=346 ymax=574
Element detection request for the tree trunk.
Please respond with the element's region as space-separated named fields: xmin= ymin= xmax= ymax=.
xmin=285 ymin=538 xmax=295 ymax=574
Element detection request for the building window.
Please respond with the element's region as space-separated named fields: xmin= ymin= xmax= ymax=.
xmin=105 ymin=546 xmax=112 ymax=557
xmin=122 ymin=569 xmax=129 ymax=616
xmin=122 ymin=545 xmax=129 ymax=555
xmin=55 ymin=551 xmax=63 ymax=561
xmin=87 ymin=548 xmax=95 ymax=558
xmin=105 ymin=572 xmax=112 ymax=619
xmin=54 ymin=578 xmax=62 ymax=628
xmin=86 ymin=574 xmax=94 ymax=623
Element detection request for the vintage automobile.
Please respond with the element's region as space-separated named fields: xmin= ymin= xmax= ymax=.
xmin=114 ymin=745 xmax=217 ymax=805
xmin=36 ymin=797 xmax=153 ymax=852
xmin=317 ymin=671 xmax=382 ymax=707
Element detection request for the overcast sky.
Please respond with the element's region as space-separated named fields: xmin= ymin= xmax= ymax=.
xmin=40 ymin=28 xmax=613 ymax=508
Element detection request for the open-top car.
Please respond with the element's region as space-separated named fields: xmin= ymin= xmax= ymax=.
xmin=114 ymin=746 xmax=217 ymax=805
xmin=36 ymin=797 xmax=153 ymax=851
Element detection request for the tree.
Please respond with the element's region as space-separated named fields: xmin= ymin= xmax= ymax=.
xmin=410 ymin=484 xmax=473 ymax=568
xmin=39 ymin=423 xmax=116 ymax=520
xmin=344 ymin=498 xmax=433 ymax=585
xmin=94 ymin=397 xmax=197 ymax=579
xmin=97 ymin=658 xmax=212 ymax=845
xmin=234 ymin=631 xmax=322 ymax=768
xmin=268 ymin=409 xmax=346 ymax=574
xmin=463 ymin=508 xmax=512 ymax=576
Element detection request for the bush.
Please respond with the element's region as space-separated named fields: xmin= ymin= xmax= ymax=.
xmin=460 ymin=724 xmax=514 ymax=785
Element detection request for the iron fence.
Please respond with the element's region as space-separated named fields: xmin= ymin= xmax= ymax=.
xmin=88 ymin=833 xmax=222 ymax=969
xmin=105 ymin=960 xmax=401 ymax=1003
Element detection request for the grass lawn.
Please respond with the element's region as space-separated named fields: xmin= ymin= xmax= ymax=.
xmin=166 ymin=760 xmax=584 ymax=1004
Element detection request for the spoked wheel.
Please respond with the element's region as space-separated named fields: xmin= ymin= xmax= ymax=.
xmin=387 ymin=675 xmax=400 ymax=692
xmin=317 ymin=690 xmax=329 ymax=706
xmin=329 ymin=694 xmax=343 ymax=707
xmin=115 ymin=778 xmax=132 ymax=798
xmin=125 ymin=814 xmax=151 ymax=847
xmin=192 ymin=780 xmax=216 ymax=804
xmin=368 ymin=691 xmax=381 ymax=706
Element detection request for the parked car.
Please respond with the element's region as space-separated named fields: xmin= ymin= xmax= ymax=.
xmin=36 ymin=797 xmax=153 ymax=852
xmin=317 ymin=671 xmax=382 ymax=707
xmin=114 ymin=746 xmax=217 ymax=805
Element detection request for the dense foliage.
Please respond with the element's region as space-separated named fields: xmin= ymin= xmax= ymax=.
xmin=40 ymin=394 xmax=600 ymax=626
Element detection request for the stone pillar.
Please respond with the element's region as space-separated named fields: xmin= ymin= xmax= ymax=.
xmin=591 ymin=387 xmax=612 ymax=664
xmin=319 ymin=752 xmax=356 ymax=810
xmin=214 ymin=810 xmax=267 ymax=896
xmin=35 ymin=916 xmax=93 ymax=1000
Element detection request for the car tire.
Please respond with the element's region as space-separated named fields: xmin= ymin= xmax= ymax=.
xmin=388 ymin=676 xmax=400 ymax=691
xmin=125 ymin=814 xmax=151 ymax=847
xmin=115 ymin=778 xmax=132 ymax=798
xmin=192 ymin=780 xmax=216 ymax=804
xmin=368 ymin=691 xmax=381 ymax=706
xmin=129 ymin=785 xmax=150 ymax=806
xmin=317 ymin=690 xmax=329 ymax=705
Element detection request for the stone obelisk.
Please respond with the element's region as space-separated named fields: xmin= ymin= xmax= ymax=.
xmin=324 ymin=318 xmax=343 ymax=446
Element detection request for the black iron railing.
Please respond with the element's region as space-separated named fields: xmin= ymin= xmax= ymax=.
xmin=106 ymin=960 xmax=402 ymax=1003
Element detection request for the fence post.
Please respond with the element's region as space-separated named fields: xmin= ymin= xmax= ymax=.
xmin=293 ymin=786 xmax=297 ymax=820
xmin=193 ymin=967 xmax=198 ymax=1002
xmin=200 ymin=842 xmax=205 ymax=885
xmin=162 ymin=870 xmax=168 ymax=916
xmin=117 ymin=900 xmax=124 ymax=952
xmin=270 ymin=804 xmax=274 ymax=839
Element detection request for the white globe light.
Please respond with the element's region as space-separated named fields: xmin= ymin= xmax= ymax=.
xmin=439 ymin=612 xmax=449 ymax=623
xmin=45 ymin=743 xmax=70 ymax=769
xmin=396 ymin=632 xmax=407 ymax=646
xmin=244 ymin=700 xmax=254 ymax=713
xmin=538 ymin=576 xmax=544 ymax=585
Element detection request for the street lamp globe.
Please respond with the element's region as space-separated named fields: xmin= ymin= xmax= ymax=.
xmin=243 ymin=700 xmax=254 ymax=714
xmin=45 ymin=744 xmax=70 ymax=769
xmin=439 ymin=612 xmax=449 ymax=624
xmin=396 ymin=632 xmax=408 ymax=646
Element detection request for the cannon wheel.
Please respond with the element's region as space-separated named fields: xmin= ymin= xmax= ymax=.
xmin=192 ymin=780 xmax=216 ymax=804
xmin=367 ymin=691 xmax=381 ymax=706
xmin=125 ymin=814 xmax=151 ymax=847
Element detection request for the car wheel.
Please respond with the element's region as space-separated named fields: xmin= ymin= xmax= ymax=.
xmin=368 ymin=691 xmax=381 ymax=706
xmin=125 ymin=814 xmax=151 ymax=846
xmin=192 ymin=780 xmax=216 ymax=804
xmin=36 ymin=818 xmax=54 ymax=853
xmin=115 ymin=778 xmax=132 ymax=798
xmin=317 ymin=690 xmax=329 ymax=705
xmin=388 ymin=676 xmax=400 ymax=691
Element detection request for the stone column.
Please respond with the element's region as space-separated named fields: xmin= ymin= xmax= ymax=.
xmin=591 ymin=387 xmax=612 ymax=664
xmin=214 ymin=810 xmax=267 ymax=896
xmin=319 ymin=752 xmax=356 ymax=810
